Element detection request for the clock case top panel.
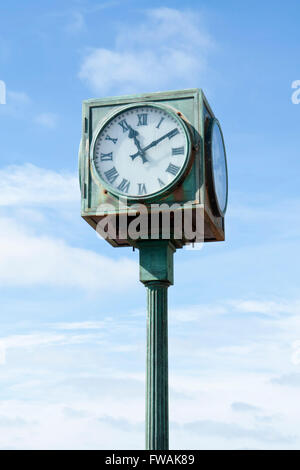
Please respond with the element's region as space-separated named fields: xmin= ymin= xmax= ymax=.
xmin=79 ymin=88 xmax=225 ymax=245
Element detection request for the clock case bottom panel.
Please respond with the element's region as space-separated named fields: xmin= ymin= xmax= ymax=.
xmin=82 ymin=205 xmax=224 ymax=248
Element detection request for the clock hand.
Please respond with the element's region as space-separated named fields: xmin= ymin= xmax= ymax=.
xmin=132 ymin=135 xmax=148 ymax=163
xmin=130 ymin=128 xmax=178 ymax=160
xmin=127 ymin=125 xmax=148 ymax=164
xmin=128 ymin=126 xmax=138 ymax=139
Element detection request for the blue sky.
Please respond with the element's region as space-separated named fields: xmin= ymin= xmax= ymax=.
xmin=0 ymin=0 xmax=300 ymax=450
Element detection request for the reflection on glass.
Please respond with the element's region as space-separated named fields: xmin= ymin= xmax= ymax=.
xmin=212 ymin=122 xmax=227 ymax=214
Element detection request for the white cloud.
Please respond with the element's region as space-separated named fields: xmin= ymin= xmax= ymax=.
xmin=180 ymin=419 xmax=292 ymax=443
xmin=0 ymin=331 xmax=106 ymax=366
xmin=0 ymin=89 xmax=31 ymax=118
xmin=0 ymin=342 xmax=6 ymax=365
xmin=0 ymin=163 xmax=137 ymax=291
xmin=170 ymin=298 xmax=300 ymax=324
xmin=0 ymin=164 xmax=79 ymax=206
xmin=0 ymin=400 xmax=144 ymax=450
xmin=1 ymin=294 xmax=300 ymax=448
xmin=79 ymin=8 xmax=213 ymax=94
xmin=171 ymin=304 xmax=227 ymax=322
xmin=291 ymin=341 xmax=300 ymax=365
xmin=2 ymin=89 xmax=57 ymax=127
xmin=231 ymin=402 xmax=261 ymax=413
xmin=65 ymin=11 xmax=86 ymax=34
xmin=53 ymin=321 xmax=108 ymax=330
xmin=0 ymin=333 xmax=67 ymax=357
xmin=0 ymin=369 xmax=298 ymax=449
xmin=1 ymin=157 xmax=299 ymax=448
xmin=231 ymin=299 xmax=300 ymax=317
xmin=271 ymin=373 xmax=300 ymax=387
xmin=35 ymin=112 xmax=58 ymax=129
xmin=0 ymin=215 xmax=137 ymax=290
xmin=52 ymin=3 xmax=119 ymax=36
xmin=7 ymin=90 xmax=31 ymax=105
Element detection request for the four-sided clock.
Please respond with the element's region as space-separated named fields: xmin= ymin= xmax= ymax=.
xmin=91 ymin=103 xmax=191 ymax=200
xmin=79 ymin=88 xmax=228 ymax=246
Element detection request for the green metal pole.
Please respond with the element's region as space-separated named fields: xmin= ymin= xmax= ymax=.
xmin=145 ymin=280 xmax=169 ymax=450
xmin=137 ymin=240 xmax=175 ymax=451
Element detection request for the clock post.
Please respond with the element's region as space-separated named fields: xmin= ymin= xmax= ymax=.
xmin=79 ymin=89 xmax=228 ymax=450
xmin=138 ymin=240 xmax=175 ymax=450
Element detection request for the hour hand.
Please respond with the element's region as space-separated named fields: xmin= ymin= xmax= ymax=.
xmin=130 ymin=136 xmax=148 ymax=163
xmin=128 ymin=127 xmax=138 ymax=139
xmin=127 ymin=125 xmax=148 ymax=163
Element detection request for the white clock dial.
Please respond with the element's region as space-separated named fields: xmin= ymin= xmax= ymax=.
xmin=92 ymin=104 xmax=190 ymax=198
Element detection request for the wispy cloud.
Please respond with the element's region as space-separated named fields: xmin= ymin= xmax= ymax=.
xmin=171 ymin=298 xmax=300 ymax=323
xmin=65 ymin=11 xmax=86 ymax=34
xmin=49 ymin=2 xmax=119 ymax=36
xmin=0 ymin=163 xmax=137 ymax=291
xmin=0 ymin=343 xmax=5 ymax=365
xmin=0 ymin=307 xmax=299 ymax=449
xmin=0 ymin=415 xmax=28 ymax=427
xmin=53 ymin=321 xmax=108 ymax=331
xmin=0 ymin=164 xmax=78 ymax=206
xmin=79 ymin=8 xmax=213 ymax=95
xmin=180 ymin=419 xmax=294 ymax=443
xmin=34 ymin=112 xmax=58 ymax=129
xmin=231 ymin=402 xmax=261 ymax=413
xmin=230 ymin=299 xmax=300 ymax=317
xmin=0 ymin=89 xmax=31 ymax=118
xmin=7 ymin=90 xmax=31 ymax=105
xmin=0 ymin=331 xmax=104 ymax=366
xmin=0 ymin=215 xmax=137 ymax=290
xmin=271 ymin=373 xmax=300 ymax=387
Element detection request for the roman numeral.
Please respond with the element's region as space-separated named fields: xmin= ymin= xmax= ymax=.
xmin=100 ymin=152 xmax=113 ymax=161
xmin=156 ymin=117 xmax=165 ymax=129
xmin=119 ymin=119 xmax=129 ymax=132
xmin=167 ymin=128 xmax=179 ymax=139
xmin=172 ymin=147 xmax=184 ymax=155
xmin=137 ymin=114 xmax=148 ymax=126
xmin=105 ymin=135 xmax=118 ymax=144
xmin=104 ymin=167 xmax=119 ymax=184
xmin=158 ymin=178 xmax=165 ymax=188
xmin=138 ymin=183 xmax=147 ymax=195
xmin=117 ymin=178 xmax=130 ymax=193
xmin=166 ymin=163 xmax=180 ymax=176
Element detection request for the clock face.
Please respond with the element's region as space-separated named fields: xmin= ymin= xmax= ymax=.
xmin=210 ymin=120 xmax=228 ymax=216
xmin=92 ymin=104 xmax=191 ymax=199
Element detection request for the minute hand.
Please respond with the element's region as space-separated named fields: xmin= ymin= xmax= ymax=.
xmin=130 ymin=128 xmax=179 ymax=160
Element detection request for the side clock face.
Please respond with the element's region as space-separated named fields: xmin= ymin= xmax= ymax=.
xmin=92 ymin=104 xmax=191 ymax=199
xmin=206 ymin=119 xmax=228 ymax=216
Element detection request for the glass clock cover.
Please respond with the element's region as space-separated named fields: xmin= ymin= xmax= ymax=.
xmin=210 ymin=120 xmax=228 ymax=216
xmin=92 ymin=104 xmax=191 ymax=199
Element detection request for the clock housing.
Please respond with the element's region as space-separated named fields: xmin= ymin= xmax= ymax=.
xmin=79 ymin=88 xmax=227 ymax=247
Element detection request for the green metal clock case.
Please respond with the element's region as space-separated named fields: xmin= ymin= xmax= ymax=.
xmin=79 ymin=88 xmax=225 ymax=246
